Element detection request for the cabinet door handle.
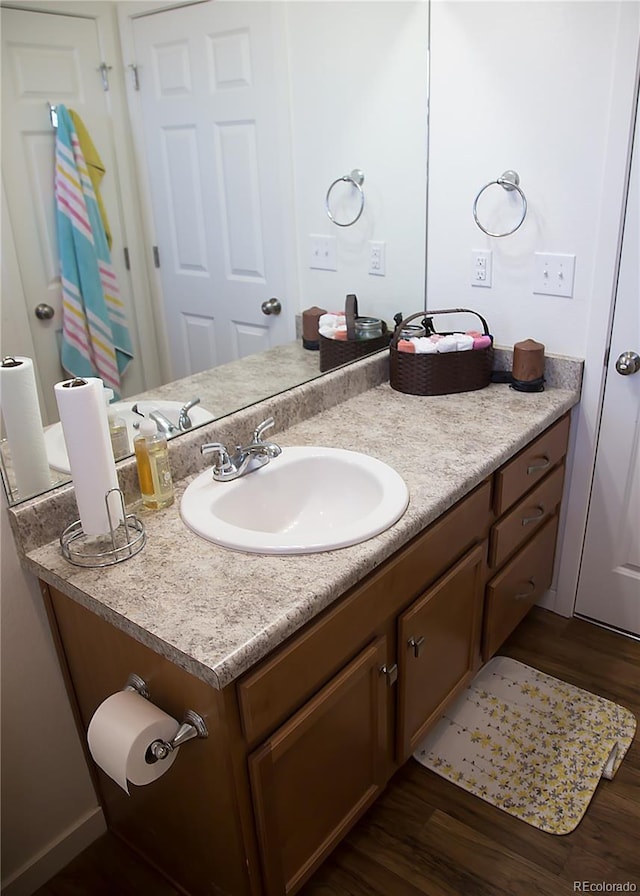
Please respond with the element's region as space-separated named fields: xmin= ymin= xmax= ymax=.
xmin=527 ymin=455 xmax=550 ymax=475
xmin=408 ymin=636 xmax=425 ymax=658
xmin=521 ymin=505 xmax=545 ymax=526
xmin=379 ymin=663 xmax=398 ymax=686
xmin=514 ymin=578 xmax=536 ymax=600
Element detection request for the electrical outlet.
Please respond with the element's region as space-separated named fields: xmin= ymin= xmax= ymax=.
xmin=533 ymin=253 xmax=576 ymax=297
xmin=471 ymin=250 xmax=492 ymax=288
xmin=369 ymin=241 xmax=386 ymax=276
xmin=309 ymin=235 xmax=337 ymax=271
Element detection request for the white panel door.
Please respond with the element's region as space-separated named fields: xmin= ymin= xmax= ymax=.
xmin=1 ymin=7 xmax=144 ymax=423
xmin=575 ymin=95 xmax=640 ymax=637
xmin=131 ymin=0 xmax=294 ymax=380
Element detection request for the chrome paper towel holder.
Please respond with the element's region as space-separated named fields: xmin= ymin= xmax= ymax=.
xmin=60 ymin=487 xmax=146 ymax=567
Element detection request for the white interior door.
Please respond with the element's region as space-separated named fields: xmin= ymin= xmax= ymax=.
xmin=1 ymin=6 xmax=145 ymax=423
xmin=575 ymin=96 xmax=640 ymax=637
xmin=131 ymin=0 xmax=294 ymax=381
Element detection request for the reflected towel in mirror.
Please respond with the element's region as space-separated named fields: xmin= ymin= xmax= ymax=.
xmin=54 ymin=104 xmax=133 ymax=397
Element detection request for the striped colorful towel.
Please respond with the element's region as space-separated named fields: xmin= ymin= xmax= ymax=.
xmin=54 ymin=105 xmax=132 ymax=397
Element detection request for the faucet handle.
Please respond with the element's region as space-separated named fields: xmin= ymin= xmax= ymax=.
xmin=178 ymin=397 xmax=201 ymax=430
xmin=201 ymin=442 xmax=233 ymax=474
xmin=253 ymin=417 xmax=275 ymax=442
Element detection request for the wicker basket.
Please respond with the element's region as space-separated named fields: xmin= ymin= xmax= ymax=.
xmin=389 ymin=308 xmax=493 ymax=396
xmin=319 ymin=294 xmax=391 ymax=373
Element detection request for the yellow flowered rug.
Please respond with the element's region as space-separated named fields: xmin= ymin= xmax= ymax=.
xmin=413 ymin=656 xmax=636 ymax=834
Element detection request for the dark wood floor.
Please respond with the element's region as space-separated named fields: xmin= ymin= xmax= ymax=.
xmin=35 ymin=608 xmax=639 ymax=896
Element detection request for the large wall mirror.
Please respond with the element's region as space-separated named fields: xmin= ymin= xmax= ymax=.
xmin=0 ymin=0 xmax=429 ymax=506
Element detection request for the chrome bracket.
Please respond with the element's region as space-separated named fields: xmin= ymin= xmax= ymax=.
xmin=146 ymin=710 xmax=209 ymax=763
xmin=98 ymin=62 xmax=113 ymax=92
xmin=120 ymin=674 xmax=208 ymax=763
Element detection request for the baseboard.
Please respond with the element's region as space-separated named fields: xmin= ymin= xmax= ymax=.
xmin=536 ymin=586 xmax=573 ymax=617
xmin=1 ymin=807 xmax=106 ymax=896
xmin=536 ymin=586 xmax=557 ymax=612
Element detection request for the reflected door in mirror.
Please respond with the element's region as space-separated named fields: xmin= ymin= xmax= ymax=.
xmin=1 ymin=7 xmax=146 ymax=424
xmin=132 ymin=2 xmax=295 ymax=381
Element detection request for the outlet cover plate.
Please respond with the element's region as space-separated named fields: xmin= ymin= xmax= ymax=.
xmin=471 ymin=249 xmax=492 ymax=288
xmin=369 ymin=241 xmax=386 ymax=276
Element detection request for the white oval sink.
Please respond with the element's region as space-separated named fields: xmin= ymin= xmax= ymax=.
xmin=180 ymin=447 xmax=409 ymax=554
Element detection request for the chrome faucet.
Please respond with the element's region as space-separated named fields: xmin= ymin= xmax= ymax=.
xmin=178 ymin=397 xmax=201 ymax=431
xmin=201 ymin=417 xmax=282 ymax=482
xmin=131 ymin=403 xmax=178 ymax=435
xmin=149 ymin=410 xmax=178 ymax=435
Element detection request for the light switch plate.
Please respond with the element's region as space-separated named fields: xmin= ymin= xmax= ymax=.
xmin=533 ymin=253 xmax=576 ymax=297
xmin=309 ymin=235 xmax=337 ymax=271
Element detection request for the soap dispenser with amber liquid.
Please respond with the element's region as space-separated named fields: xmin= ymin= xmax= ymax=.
xmin=134 ymin=418 xmax=175 ymax=509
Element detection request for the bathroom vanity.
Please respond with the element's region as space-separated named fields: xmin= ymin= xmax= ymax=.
xmin=10 ymin=352 xmax=579 ymax=896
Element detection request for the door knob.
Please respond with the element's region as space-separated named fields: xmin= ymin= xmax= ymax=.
xmin=261 ymin=298 xmax=282 ymax=316
xmin=615 ymin=351 xmax=640 ymax=376
xmin=35 ymin=303 xmax=55 ymax=320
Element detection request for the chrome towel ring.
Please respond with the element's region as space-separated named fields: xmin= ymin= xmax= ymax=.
xmin=473 ymin=170 xmax=527 ymax=237
xmin=325 ymin=168 xmax=365 ymax=227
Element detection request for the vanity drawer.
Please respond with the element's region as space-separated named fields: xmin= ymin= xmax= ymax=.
xmin=237 ymin=480 xmax=492 ymax=746
xmin=493 ymin=414 xmax=570 ymax=516
xmin=483 ymin=514 xmax=559 ymax=660
xmin=489 ymin=463 xmax=565 ymax=569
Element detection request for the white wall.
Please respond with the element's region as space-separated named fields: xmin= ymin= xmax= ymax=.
xmin=428 ymin=1 xmax=635 ymax=355
xmin=427 ymin=1 xmax=640 ymax=615
xmin=1 ymin=501 xmax=105 ymax=896
xmin=286 ymin=1 xmax=429 ymax=323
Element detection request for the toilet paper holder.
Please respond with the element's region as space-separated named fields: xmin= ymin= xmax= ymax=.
xmin=124 ymin=674 xmax=208 ymax=762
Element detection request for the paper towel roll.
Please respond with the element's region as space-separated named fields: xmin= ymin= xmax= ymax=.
xmin=87 ymin=690 xmax=180 ymax=793
xmin=0 ymin=357 xmax=52 ymax=498
xmin=54 ymin=377 xmax=123 ymax=535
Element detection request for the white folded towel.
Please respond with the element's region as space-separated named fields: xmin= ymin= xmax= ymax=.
xmin=319 ymin=313 xmax=345 ymax=329
xmin=319 ymin=312 xmax=348 ymax=340
xmin=412 ymin=337 xmax=438 ymax=354
xmin=454 ymin=333 xmax=474 ymax=351
xmin=319 ymin=323 xmax=347 ymax=339
xmin=435 ymin=335 xmax=459 ymax=353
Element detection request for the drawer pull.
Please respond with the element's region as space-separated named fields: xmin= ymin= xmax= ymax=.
xmin=380 ymin=663 xmax=398 ymax=686
xmin=527 ymin=455 xmax=551 ymax=475
xmin=514 ymin=578 xmax=536 ymax=600
xmin=521 ymin=505 xmax=545 ymax=526
xmin=408 ymin=636 xmax=425 ymax=658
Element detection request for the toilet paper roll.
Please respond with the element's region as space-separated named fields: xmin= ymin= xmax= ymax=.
xmin=87 ymin=690 xmax=180 ymax=794
xmin=54 ymin=377 xmax=123 ymax=535
xmin=0 ymin=357 xmax=52 ymax=498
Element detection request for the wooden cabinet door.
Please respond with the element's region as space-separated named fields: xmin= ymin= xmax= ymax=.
xmin=397 ymin=543 xmax=486 ymax=762
xmin=248 ymin=637 xmax=389 ymax=896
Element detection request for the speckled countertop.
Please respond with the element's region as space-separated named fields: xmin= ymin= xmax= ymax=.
xmin=10 ymin=349 xmax=582 ymax=690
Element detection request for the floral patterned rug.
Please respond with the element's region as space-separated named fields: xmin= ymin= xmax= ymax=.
xmin=413 ymin=656 xmax=636 ymax=834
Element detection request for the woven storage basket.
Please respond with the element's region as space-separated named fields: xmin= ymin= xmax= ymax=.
xmin=389 ymin=308 xmax=493 ymax=396
xmin=319 ymin=294 xmax=391 ymax=373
